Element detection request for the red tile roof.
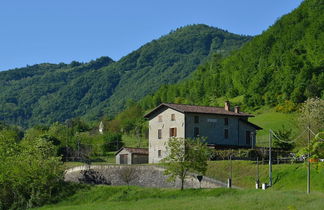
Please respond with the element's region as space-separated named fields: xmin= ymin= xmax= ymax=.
xmin=115 ymin=147 xmax=148 ymax=156
xmin=144 ymin=103 xmax=254 ymax=119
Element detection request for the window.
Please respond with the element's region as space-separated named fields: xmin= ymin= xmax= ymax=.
xmin=169 ymin=127 xmax=177 ymax=137
xmin=224 ymin=129 xmax=228 ymax=139
xmin=158 ymin=129 xmax=162 ymax=139
xmin=194 ymin=116 xmax=199 ymax=124
xmin=158 ymin=150 xmax=162 ymax=158
xmin=224 ymin=118 xmax=228 ymax=126
xmin=246 ymin=131 xmax=251 ymax=145
xmin=171 ymin=114 xmax=175 ymax=121
xmin=194 ymin=127 xmax=200 ymax=137
xmin=158 ymin=115 xmax=162 ymax=122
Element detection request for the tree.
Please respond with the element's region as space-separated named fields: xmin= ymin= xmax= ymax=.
xmin=298 ymin=132 xmax=324 ymax=160
xmin=0 ymin=134 xmax=64 ymax=209
xmin=298 ymin=98 xmax=324 ymax=136
xmin=163 ymin=137 xmax=210 ymax=190
xmin=273 ymin=126 xmax=295 ymax=151
xmin=311 ymin=132 xmax=324 ymax=159
xmin=117 ymin=166 xmax=138 ymax=188
xmin=101 ymin=132 xmax=123 ymax=153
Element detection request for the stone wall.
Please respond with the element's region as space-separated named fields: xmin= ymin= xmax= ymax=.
xmin=65 ymin=165 xmax=231 ymax=189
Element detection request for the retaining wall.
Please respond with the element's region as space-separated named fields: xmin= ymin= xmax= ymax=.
xmin=64 ymin=165 xmax=229 ymax=189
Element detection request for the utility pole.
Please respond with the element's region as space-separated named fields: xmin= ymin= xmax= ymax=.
xmin=251 ymin=132 xmax=254 ymax=149
xmin=256 ymin=157 xmax=260 ymax=189
xmin=307 ymin=125 xmax=311 ymax=194
xmin=137 ymin=126 xmax=141 ymax=148
xmin=269 ymin=130 xmax=272 ymax=187
xmin=228 ymin=154 xmax=232 ymax=188
xmin=77 ymin=139 xmax=80 ymax=161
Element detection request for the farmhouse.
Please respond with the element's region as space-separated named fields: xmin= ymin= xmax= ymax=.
xmin=144 ymin=102 xmax=262 ymax=163
xmin=115 ymin=147 xmax=149 ymax=164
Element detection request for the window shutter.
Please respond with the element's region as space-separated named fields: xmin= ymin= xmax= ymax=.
xmin=175 ymin=128 xmax=177 ymax=137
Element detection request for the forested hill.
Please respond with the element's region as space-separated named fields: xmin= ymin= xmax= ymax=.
xmin=0 ymin=24 xmax=251 ymax=127
xmin=140 ymin=0 xmax=324 ymax=111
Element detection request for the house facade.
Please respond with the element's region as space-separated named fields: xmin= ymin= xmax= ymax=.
xmin=144 ymin=102 xmax=262 ymax=163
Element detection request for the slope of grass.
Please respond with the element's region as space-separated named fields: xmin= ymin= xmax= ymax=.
xmin=36 ymin=185 xmax=324 ymax=210
xmin=206 ymin=160 xmax=324 ymax=192
xmin=249 ymin=109 xmax=298 ymax=146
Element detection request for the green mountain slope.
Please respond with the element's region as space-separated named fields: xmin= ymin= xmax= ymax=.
xmin=140 ymin=0 xmax=324 ymax=110
xmin=0 ymin=57 xmax=115 ymax=127
xmin=85 ymin=25 xmax=251 ymax=118
xmin=0 ymin=24 xmax=251 ymax=127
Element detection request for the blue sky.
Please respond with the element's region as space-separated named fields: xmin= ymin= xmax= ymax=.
xmin=0 ymin=0 xmax=303 ymax=71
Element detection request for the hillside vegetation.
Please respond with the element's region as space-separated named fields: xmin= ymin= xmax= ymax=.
xmin=139 ymin=0 xmax=323 ymax=111
xmin=0 ymin=25 xmax=251 ymax=127
xmin=103 ymin=0 xmax=323 ymax=150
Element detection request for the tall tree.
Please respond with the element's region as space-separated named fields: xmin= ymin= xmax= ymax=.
xmin=163 ymin=137 xmax=210 ymax=190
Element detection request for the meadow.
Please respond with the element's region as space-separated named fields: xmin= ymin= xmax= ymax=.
xmin=36 ymin=186 xmax=324 ymax=210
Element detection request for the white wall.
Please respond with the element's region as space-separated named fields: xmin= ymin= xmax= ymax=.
xmin=148 ymin=108 xmax=185 ymax=163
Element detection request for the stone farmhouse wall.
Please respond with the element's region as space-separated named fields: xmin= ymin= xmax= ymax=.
xmin=185 ymin=113 xmax=256 ymax=147
xmin=148 ymin=107 xmax=185 ymax=163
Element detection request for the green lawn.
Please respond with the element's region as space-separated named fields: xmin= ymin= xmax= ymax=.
xmin=206 ymin=160 xmax=324 ymax=192
xmin=36 ymin=186 xmax=324 ymax=210
xmin=249 ymin=109 xmax=298 ymax=146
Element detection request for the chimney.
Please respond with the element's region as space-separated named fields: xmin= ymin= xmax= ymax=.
xmin=224 ymin=101 xmax=230 ymax=111
xmin=234 ymin=106 xmax=240 ymax=113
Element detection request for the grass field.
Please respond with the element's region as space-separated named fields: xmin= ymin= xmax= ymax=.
xmin=206 ymin=161 xmax=324 ymax=192
xmin=36 ymin=186 xmax=324 ymax=210
xmin=249 ymin=108 xmax=299 ymax=146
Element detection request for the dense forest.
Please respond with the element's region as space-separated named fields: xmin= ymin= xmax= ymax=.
xmin=101 ymin=0 xmax=324 ymax=139
xmin=139 ymin=0 xmax=323 ymax=112
xmin=0 ymin=25 xmax=251 ymax=128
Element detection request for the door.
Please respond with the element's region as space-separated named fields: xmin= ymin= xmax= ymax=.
xmin=120 ymin=154 xmax=128 ymax=164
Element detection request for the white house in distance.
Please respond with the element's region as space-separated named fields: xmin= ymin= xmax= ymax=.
xmin=144 ymin=102 xmax=262 ymax=163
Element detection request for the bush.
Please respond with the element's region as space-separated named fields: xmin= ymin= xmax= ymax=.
xmin=0 ymin=136 xmax=64 ymax=209
xmin=275 ymin=100 xmax=297 ymax=113
xmin=79 ymin=169 xmax=111 ymax=185
xmin=102 ymin=132 xmax=123 ymax=153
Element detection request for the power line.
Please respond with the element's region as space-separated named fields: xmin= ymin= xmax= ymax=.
xmin=307 ymin=127 xmax=324 ymax=141
xmin=270 ymin=129 xmax=306 ymax=144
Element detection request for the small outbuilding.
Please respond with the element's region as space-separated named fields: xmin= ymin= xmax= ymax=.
xmin=115 ymin=147 xmax=149 ymax=165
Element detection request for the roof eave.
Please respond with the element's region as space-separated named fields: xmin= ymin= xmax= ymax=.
xmin=144 ymin=103 xmax=184 ymax=119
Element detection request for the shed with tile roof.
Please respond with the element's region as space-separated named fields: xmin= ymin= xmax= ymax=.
xmin=115 ymin=147 xmax=148 ymax=164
